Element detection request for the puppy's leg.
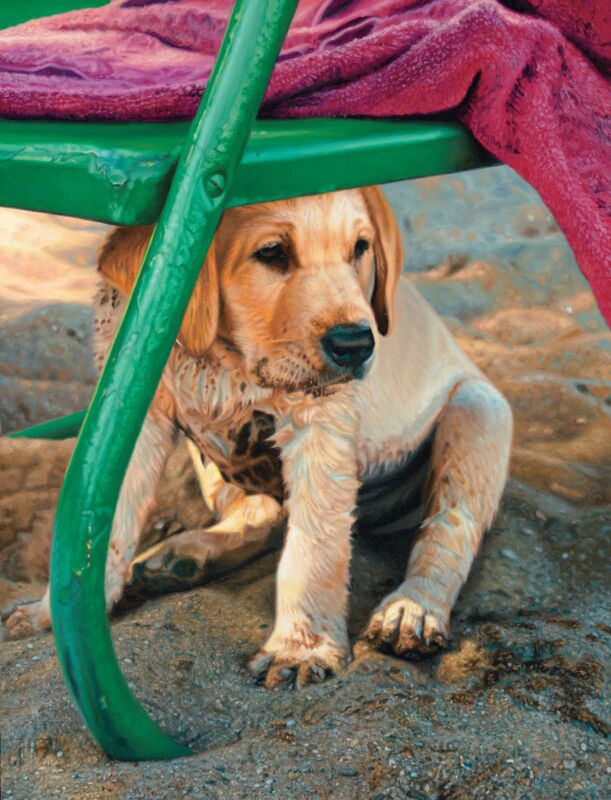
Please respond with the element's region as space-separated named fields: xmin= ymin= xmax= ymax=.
xmin=4 ymin=413 xmax=176 ymax=639
xmin=365 ymin=379 xmax=512 ymax=657
xmin=248 ymin=395 xmax=359 ymax=689
xmin=129 ymin=451 xmax=284 ymax=592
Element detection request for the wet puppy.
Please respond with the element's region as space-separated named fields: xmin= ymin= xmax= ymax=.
xmin=6 ymin=188 xmax=512 ymax=687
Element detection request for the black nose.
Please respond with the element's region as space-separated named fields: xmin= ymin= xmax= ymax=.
xmin=321 ymin=323 xmax=375 ymax=371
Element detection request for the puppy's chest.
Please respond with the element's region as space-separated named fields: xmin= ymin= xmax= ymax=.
xmin=168 ymin=352 xmax=285 ymax=501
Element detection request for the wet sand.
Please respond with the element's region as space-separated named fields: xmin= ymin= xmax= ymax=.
xmin=1 ymin=167 xmax=609 ymax=799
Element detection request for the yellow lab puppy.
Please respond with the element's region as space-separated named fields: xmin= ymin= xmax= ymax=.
xmin=6 ymin=189 xmax=512 ymax=688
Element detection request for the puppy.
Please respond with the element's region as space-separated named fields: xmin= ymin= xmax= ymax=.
xmin=6 ymin=188 xmax=512 ymax=687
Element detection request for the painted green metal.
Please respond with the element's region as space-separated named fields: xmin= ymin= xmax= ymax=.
xmin=49 ymin=0 xmax=299 ymax=761
xmin=0 ymin=117 xmax=495 ymax=225
xmin=0 ymin=0 xmax=109 ymax=30
xmin=9 ymin=409 xmax=85 ymax=440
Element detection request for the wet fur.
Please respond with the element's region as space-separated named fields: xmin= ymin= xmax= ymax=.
xmin=5 ymin=189 xmax=512 ymax=688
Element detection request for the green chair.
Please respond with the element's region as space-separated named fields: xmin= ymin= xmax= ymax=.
xmin=3 ymin=0 xmax=494 ymax=759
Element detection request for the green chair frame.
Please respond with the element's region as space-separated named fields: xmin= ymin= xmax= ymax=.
xmin=3 ymin=0 xmax=495 ymax=760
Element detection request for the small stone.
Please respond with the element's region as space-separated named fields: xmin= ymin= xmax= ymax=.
xmin=339 ymin=767 xmax=358 ymax=777
xmin=563 ymin=759 xmax=576 ymax=770
xmin=500 ymin=548 xmax=519 ymax=561
xmin=55 ymin=751 xmax=63 ymax=758
xmin=286 ymin=719 xmax=296 ymax=728
xmin=580 ymin=743 xmax=587 ymax=752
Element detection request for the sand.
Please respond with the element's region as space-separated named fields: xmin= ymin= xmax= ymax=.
xmin=1 ymin=166 xmax=609 ymax=799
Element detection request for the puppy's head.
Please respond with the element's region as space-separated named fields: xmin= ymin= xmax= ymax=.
xmin=217 ymin=187 xmax=402 ymax=393
xmin=100 ymin=187 xmax=402 ymax=395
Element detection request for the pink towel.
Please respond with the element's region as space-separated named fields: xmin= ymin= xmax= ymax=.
xmin=0 ymin=0 xmax=609 ymax=323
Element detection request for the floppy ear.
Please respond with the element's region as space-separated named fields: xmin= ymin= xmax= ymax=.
xmin=98 ymin=225 xmax=219 ymax=357
xmin=178 ymin=239 xmax=220 ymax=357
xmin=361 ymin=186 xmax=403 ymax=336
xmin=98 ymin=225 xmax=152 ymax=298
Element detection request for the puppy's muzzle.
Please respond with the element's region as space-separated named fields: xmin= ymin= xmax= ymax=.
xmin=321 ymin=323 xmax=375 ymax=375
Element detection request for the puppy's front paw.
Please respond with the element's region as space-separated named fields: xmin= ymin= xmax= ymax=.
xmin=3 ymin=599 xmax=50 ymax=640
xmin=247 ymin=631 xmax=350 ymax=689
xmin=363 ymin=581 xmax=450 ymax=659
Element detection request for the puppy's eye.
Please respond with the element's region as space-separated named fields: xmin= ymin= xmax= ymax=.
xmin=252 ymin=243 xmax=289 ymax=271
xmin=354 ymin=238 xmax=370 ymax=260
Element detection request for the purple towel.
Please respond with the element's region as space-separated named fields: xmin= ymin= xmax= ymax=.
xmin=0 ymin=0 xmax=609 ymax=322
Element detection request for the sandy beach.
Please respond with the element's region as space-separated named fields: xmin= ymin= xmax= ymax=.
xmin=1 ymin=166 xmax=609 ymax=799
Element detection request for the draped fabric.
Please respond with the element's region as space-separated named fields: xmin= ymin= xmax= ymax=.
xmin=0 ymin=0 xmax=609 ymax=321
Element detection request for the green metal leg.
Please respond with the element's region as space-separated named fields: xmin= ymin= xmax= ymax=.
xmin=9 ymin=409 xmax=85 ymax=440
xmin=49 ymin=0 xmax=298 ymax=761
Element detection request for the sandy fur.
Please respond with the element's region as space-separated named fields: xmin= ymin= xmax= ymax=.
xmin=5 ymin=189 xmax=512 ymax=688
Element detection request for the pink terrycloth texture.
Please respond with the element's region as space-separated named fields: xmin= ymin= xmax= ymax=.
xmin=0 ymin=0 xmax=609 ymax=322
